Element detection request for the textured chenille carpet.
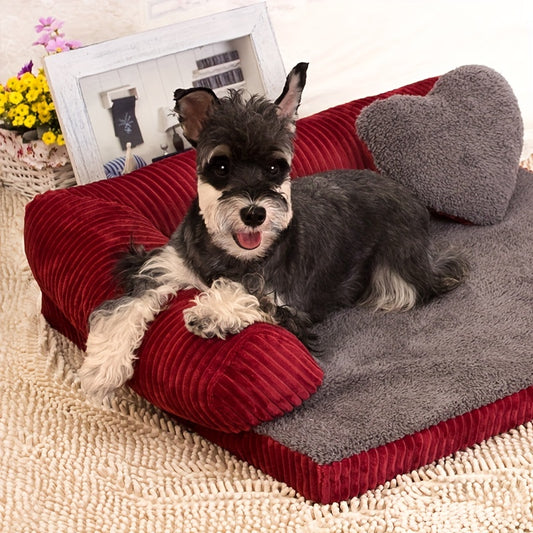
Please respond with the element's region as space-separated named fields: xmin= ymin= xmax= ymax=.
xmin=1 ymin=182 xmax=533 ymax=532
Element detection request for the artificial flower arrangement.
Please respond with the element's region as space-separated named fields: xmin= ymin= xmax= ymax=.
xmin=0 ymin=17 xmax=81 ymax=146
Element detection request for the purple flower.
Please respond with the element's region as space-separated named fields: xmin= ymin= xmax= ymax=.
xmin=32 ymin=33 xmax=51 ymax=47
xmin=35 ymin=16 xmax=64 ymax=34
xmin=65 ymin=39 xmax=82 ymax=50
xmin=45 ymin=36 xmax=82 ymax=53
xmin=33 ymin=16 xmax=81 ymax=53
xmin=17 ymin=60 xmax=34 ymax=78
xmin=45 ymin=36 xmax=70 ymax=53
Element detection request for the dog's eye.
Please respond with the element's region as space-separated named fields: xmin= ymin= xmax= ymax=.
xmin=208 ymin=156 xmax=230 ymax=178
xmin=265 ymin=159 xmax=288 ymax=178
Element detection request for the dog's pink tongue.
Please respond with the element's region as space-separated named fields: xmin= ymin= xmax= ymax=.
xmin=235 ymin=232 xmax=262 ymax=250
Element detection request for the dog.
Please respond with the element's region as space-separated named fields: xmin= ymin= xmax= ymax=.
xmin=79 ymin=63 xmax=469 ymax=403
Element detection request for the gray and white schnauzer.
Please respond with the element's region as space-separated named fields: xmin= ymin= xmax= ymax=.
xmin=80 ymin=63 xmax=469 ymax=402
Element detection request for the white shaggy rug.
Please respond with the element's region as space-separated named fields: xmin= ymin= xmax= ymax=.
xmin=1 ymin=184 xmax=533 ymax=532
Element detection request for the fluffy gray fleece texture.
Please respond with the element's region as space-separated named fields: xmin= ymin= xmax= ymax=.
xmin=256 ymin=167 xmax=533 ymax=465
xmin=356 ymin=65 xmax=523 ymax=225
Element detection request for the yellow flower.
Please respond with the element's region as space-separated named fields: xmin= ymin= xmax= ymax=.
xmin=36 ymin=101 xmax=49 ymax=114
xmin=36 ymin=72 xmax=49 ymax=92
xmin=24 ymin=114 xmax=36 ymax=129
xmin=29 ymin=78 xmax=42 ymax=92
xmin=12 ymin=115 xmax=24 ymax=127
xmin=19 ymin=72 xmax=34 ymax=85
xmin=38 ymin=110 xmax=52 ymax=123
xmin=0 ymin=93 xmax=6 ymax=106
xmin=18 ymin=79 xmax=30 ymax=92
xmin=25 ymin=89 xmax=40 ymax=102
xmin=41 ymin=131 xmax=56 ymax=145
xmin=56 ymin=134 xmax=65 ymax=146
xmin=15 ymin=103 xmax=29 ymax=117
xmin=6 ymin=77 xmax=22 ymax=91
xmin=8 ymin=91 xmax=23 ymax=105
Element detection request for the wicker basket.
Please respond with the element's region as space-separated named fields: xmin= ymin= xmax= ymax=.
xmin=0 ymin=128 xmax=76 ymax=198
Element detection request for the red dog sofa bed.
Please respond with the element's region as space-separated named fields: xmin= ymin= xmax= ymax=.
xmin=24 ymin=73 xmax=533 ymax=503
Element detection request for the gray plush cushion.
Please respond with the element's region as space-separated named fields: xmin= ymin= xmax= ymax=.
xmin=356 ymin=65 xmax=523 ymax=224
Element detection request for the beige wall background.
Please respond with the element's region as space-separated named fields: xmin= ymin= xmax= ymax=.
xmin=2 ymin=0 xmax=533 ymax=155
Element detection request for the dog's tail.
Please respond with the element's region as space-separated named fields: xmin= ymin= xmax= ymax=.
xmin=426 ymin=245 xmax=470 ymax=299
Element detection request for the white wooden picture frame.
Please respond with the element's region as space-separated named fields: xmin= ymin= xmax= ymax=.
xmin=44 ymin=3 xmax=286 ymax=185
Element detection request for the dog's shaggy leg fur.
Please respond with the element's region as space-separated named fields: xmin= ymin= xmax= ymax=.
xmin=184 ymin=278 xmax=276 ymax=339
xmin=80 ymin=245 xmax=205 ymax=403
xmin=361 ymin=265 xmax=418 ymax=312
xmin=361 ymin=245 xmax=469 ymax=313
xmin=81 ymin=287 xmax=176 ymax=403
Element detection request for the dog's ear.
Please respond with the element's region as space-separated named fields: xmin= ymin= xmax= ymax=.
xmin=174 ymin=87 xmax=219 ymax=146
xmin=274 ymin=62 xmax=308 ymax=119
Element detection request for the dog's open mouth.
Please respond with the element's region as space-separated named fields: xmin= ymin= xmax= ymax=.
xmin=233 ymin=231 xmax=262 ymax=250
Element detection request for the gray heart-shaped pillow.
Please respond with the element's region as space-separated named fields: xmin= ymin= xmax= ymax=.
xmin=356 ymin=65 xmax=523 ymax=224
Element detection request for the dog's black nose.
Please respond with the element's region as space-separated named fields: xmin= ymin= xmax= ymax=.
xmin=240 ymin=205 xmax=266 ymax=227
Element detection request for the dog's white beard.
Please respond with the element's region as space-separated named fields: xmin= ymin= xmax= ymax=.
xmin=197 ymin=178 xmax=292 ymax=260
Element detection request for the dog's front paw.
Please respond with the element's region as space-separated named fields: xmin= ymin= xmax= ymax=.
xmin=184 ymin=278 xmax=274 ymax=339
xmin=80 ymin=334 xmax=137 ymax=404
xmin=78 ymin=357 xmax=133 ymax=404
xmin=183 ymin=306 xmax=236 ymax=339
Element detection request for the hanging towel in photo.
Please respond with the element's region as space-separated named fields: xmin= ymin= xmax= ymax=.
xmin=111 ymin=96 xmax=144 ymax=150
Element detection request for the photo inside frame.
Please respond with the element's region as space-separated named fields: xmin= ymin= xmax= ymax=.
xmin=78 ymin=35 xmax=265 ymax=169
